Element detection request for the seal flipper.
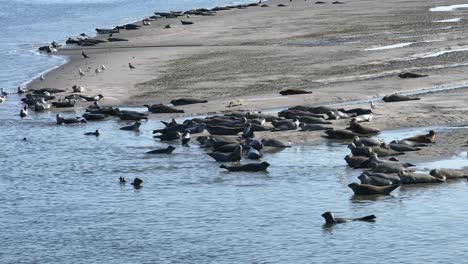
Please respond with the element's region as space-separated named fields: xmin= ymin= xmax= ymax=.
xmin=354 ymin=215 xmax=376 ymax=222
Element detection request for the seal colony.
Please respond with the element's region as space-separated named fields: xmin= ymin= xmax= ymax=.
xmin=5 ymin=0 xmax=468 ymax=225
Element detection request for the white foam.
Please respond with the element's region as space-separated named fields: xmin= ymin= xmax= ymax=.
xmin=364 ymin=42 xmax=413 ymax=51
xmin=430 ymin=4 xmax=468 ymax=12
xmin=419 ymin=47 xmax=468 ymax=58
xmin=433 ymin=18 xmax=462 ymax=23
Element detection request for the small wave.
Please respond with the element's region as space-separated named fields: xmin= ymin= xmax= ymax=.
xmin=364 ymin=42 xmax=414 ymax=51
xmin=433 ymin=18 xmax=462 ymax=23
xmin=430 ymin=4 xmax=468 ymax=12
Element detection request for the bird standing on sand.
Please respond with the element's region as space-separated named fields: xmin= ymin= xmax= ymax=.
xmin=82 ymin=51 xmax=90 ymax=59
xmin=101 ymin=65 xmax=106 ymax=71
xmin=370 ymin=101 xmax=378 ymax=110
xmin=95 ymin=68 xmax=101 ymax=74
xmin=40 ymin=75 xmax=44 ymax=81
xmin=128 ymin=63 xmax=136 ymax=70
xmin=79 ymin=68 xmax=86 ymax=77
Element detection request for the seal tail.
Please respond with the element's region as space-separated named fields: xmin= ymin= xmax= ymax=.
xmin=355 ymin=215 xmax=376 ymax=222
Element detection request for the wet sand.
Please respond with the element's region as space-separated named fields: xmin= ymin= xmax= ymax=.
xmin=28 ymin=0 xmax=468 ymax=164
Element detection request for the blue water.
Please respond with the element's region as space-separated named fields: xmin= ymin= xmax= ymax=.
xmin=2 ymin=1 xmax=468 ymax=263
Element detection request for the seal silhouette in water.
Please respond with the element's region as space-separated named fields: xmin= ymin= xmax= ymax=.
xmin=131 ymin=178 xmax=143 ymax=189
xmin=147 ymin=146 xmax=176 ymax=154
xmin=120 ymin=121 xmax=141 ymax=131
xmin=321 ymin=211 xmax=376 ymax=225
xmin=84 ymin=129 xmax=100 ymax=136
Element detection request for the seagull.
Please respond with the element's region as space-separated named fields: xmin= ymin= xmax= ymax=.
xmin=128 ymin=63 xmax=136 ymax=70
xmin=40 ymin=75 xmax=44 ymax=81
xmin=370 ymin=101 xmax=378 ymax=110
xmin=20 ymin=105 xmax=28 ymax=118
xmin=101 ymin=65 xmax=106 ymax=71
xmin=82 ymin=51 xmax=90 ymax=59
xmin=95 ymin=68 xmax=101 ymax=74
xmin=79 ymin=68 xmax=86 ymax=77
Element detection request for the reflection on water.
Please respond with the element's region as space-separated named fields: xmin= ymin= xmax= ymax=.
xmin=1 ymin=92 xmax=468 ymax=263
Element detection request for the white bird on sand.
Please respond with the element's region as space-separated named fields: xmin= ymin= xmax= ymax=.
xmin=40 ymin=75 xmax=44 ymax=81
xmin=20 ymin=105 xmax=28 ymax=118
xmin=79 ymin=68 xmax=86 ymax=77
xmin=370 ymin=101 xmax=378 ymax=110
xmin=95 ymin=68 xmax=101 ymax=74
xmin=101 ymin=65 xmax=106 ymax=71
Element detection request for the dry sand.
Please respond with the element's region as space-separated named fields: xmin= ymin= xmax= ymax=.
xmin=27 ymin=0 xmax=468 ymax=164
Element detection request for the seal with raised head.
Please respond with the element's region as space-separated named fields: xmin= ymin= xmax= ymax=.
xmin=403 ymin=130 xmax=436 ymax=143
xmin=348 ymin=182 xmax=400 ymax=195
xmin=84 ymin=129 xmax=100 ymax=136
xmin=321 ymin=211 xmax=376 ymax=225
xmin=120 ymin=121 xmax=141 ymax=131
xmin=344 ymin=155 xmax=371 ymax=169
xmin=220 ymin=161 xmax=270 ymax=172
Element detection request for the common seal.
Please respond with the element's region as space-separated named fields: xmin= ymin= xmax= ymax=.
xmin=278 ymin=110 xmax=324 ymax=119
xmin=80 ymin=94 xmax=104 ymax=102
xmin=120 ymin=121 xmax=141 ymax=131
xmin=353 ymin=136 xmax=381 ymax=147
xmin=242 ymin=123 xmax=254 ymax=138
xmin=369 ymin=158 xmax=406 ymax=173
xmin=279 ymin=89 xmax=312 ymax=96
xmin=360 ymin=171 xmax=401 ymax=185
xmin=147 ymin=146 xmax=176 ymax=154
xmin=347 ymin=120 xmax=380 ymax=134
xmin=180 ymin=20 xmax=194 ymax=25
xmin=52 ymin=100 xmax=77 ymax=108
xmin=84 ymin=129 xmax=100 ymax=136
xmin=369 ymin=144 xmax=404 ymax=157
xmin=56 ymin=114 xmax=87 ymax=125
xmin=351 ymin=113 xmax=374 ymax=123
xmin=358 ymin=174 xmax=393 ymax=186
xmin=299 ymin=123 xmax=331 ymax=131
xmin=34 ymin=99 xmax=51 ymax=111
xmin=220 ymin=161 xmax=270 ymax=172
xmin=246 ymin=147 xmax=262 ymax=160
xmin=72 ymin=85 xmax=85 ymax=93
xmin=131 ymin=178 xmax=143 ymax=189
xmin=342 ymin=108 xmax=373 ymax=116
xmin=385 ymin=142 xmax=421 ymax=152
xmin=398 ymin=171 xmax=445 ymax=184
xmin=429 ymin=169 xmax=468 ymax=180
xmin=206 ymin=125 xmax=243 ymax=135
xmin=297 ymin=116 xmax=332 ymax=125
xmin=326 ymin=110 xmax=350 ymax=120
xmin=82 ymin=113 xmax=108 ymax=121
xmin=348 ymin=143 xmax=371 ymax=157
xmin=403 ymin=130 xmax=436 ymax=143
xmin=208 ymin=145 xmax=242 ymax=162
xmin=154 ymin=132 xmax=181 ymax=141
xmin=33 ymin=88 xmax=65 ymax=94
xmin=117 ymin=112 xmax=148 ymax=121
xmin=272 ymin=119 xmax=299 ymax=131
xmin=348 ymin=182 xmax=400 ymax=195
xmin=324 ymin=129 xmax=362 ymax=139
xmin=321 ymin=212 xmax=376 ymax=225
xmin=398 ymin=72 xmax=428 ymax=78
xmin=170 ymin=98 xmax=208 ymax=106
xmin=144 ymin=104 xmax=184 ymax=114
xmin=19 ymin=105 xmax=28 ymax=118
xmin=181 ymin=130 xmax=191 ymax=145
xmin=261 ymin=139 xmax=291 ymax=148
xmin=289 ymin=105 xmax=340 ymax=114
xmin=382 ymin=94 xmax=421 ymax=102
xmin=344 ymin=155 xmax=371 ymax=168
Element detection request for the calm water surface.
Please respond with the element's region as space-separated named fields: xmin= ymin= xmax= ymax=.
xmin=2 ymin=0 xmax=468 ymax=263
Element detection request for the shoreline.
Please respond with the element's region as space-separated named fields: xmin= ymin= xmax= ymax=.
xmin=24 ymin=0 xmax=468 ymax=167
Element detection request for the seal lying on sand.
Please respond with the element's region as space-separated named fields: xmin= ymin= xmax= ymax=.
xmin=220 ymin=161 xmax=270 ymax=172
xmin=325 ymin=129 xmax=362 ymax=139
xmin=398 ymin=171 xmax=445 ymax=184
xmin=144 ymin=104 xmax=184 ymax=113
xmin=170 ymin=98 xmax=208 ymax=106
xmin=430 ymin=169 xmax=468 ymax=180
xmin=321 ymin=211 xmax=376 ymax=225
xmin=279 ymin=89 xmax=312 ymax=96
xmin=347 ymin=120 xmax=380 ymax=134
xmin=348 ymin=182 xmax=400 ymax=195
xmin=398 ymin=72 xmax=428 ymax=78
xmin=403 ymin=130 xmax=437 ymax=143
xmin=56 ymin=114 xmax=87 ymax=125
xmin=261 ymin=139 xmax=291 ymax=148
xmin=382 ymin=94 xmax=421 ymax=102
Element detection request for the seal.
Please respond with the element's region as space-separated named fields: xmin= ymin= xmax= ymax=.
xmin=398 ymin=72 xmax=428 ymax=78
xmin=272 ymin=119 xmax=299 ymax=131
xmin=289 ymin=105 xmax=341 ymax=114
xmin=206 ymin=125 xmax=243 ymax=135
xmin=242 ymin=123 xmax=254 ymax=138
xmin=347 ymin=120 xmax=380 ymax=134
xmin=170 ymin=98 xmax=208 ymax=106
xmin=299 ymin=123 xmax=331 ymax=131
xmin=84 ymin=129 xmax=100 ymax=136
xmin=19 ymin=105 xmax=28 ymax=118
xmin=52 ymin=100 xmax=77 ymax=108
xmin=82 ymin=113 xmax=108 ymax=121
xmin=208 ymin=145 xmax=242 ymax=162
xmin=326 ymin=110 xmax=350 ymax=120
xmin=370 ymin=144 xmax=404 ymax=157
xmin=144 ymin=104 xmax=184 ymax=114
xmin=358 ymin=174 xmax=393 ymax=186
xmin=80 ymin=94 xmax=104 ymax=102
xmin=246 ymin=147 xmax=262 ymax=160
xmin=398 ymin=171 xmax=445 ymax=184
xmin=324 ymin=129 xmax=361 ymax=139
xmin=344 ymin=155 xmax=371 ymax=168
xmin=56 ymin=114 xmax=87 ymax=125
xmin=348 ymin=182 xmax=400 ymax=195
xmin=382 ymin=93 xmax=421 ymax=102
xmin=348 ymin=143 xmax=371 ymax=156
xmin=220 ymin=161 xmax=270 ymax=172
xmin=261 ymin=139 xmax=291 ymax=148
xmin=181 ymin=130 xmax=191 ymax=145
xmin=120 ymin=121 xmax=141 ymax=131
xmin=384 ymin=142 xmax=421 ymax=152
xmin=131 ymin=178 xmax=143 ymax=189
xmin=279 ymin=109 xmax=325 ymax=119
xmin=403 ymin=130 xmax=436 ymax=143
xmin=117 ymin=112 xmax=148 ymax=121
xmin=353 ymin=136 xmax=381 ymax=147
xmin=369 ymin=157 xmax=406 ymax=173
xmin=154 ymin=132 xmax=181 ymax=141
xmin=297 ymin=116 xmax=332 ymax=125
xmin=279 ymin=89 xmax=312 ymax=96
xmin=351 ymin=113 xmax=374 ymax=123
xmin=147 ymin=146 xmax=176 ymax=154
xmin=430 ymin=169 xmax=468 ymax=180
xmin=360 ymin=171 xmax=401 ymax=185
xmin=321 ymin=211 xmax=376 ymax=225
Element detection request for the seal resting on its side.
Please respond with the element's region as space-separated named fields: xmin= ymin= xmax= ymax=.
xmin=321 ymin=211 xmax=376 ymax=225
xmin=220 ymin=161 xmax=270 ymax=172
xmin=348 ymin=182 xmax=400 ymax=195
xmin=382 ymin=94 xmax=421 ymax=102
xmin=430 ymin=169 xmax=468 ymax=180
xmin=403 ymin=130 xmax=437 ymax=143
xmin=398 ymin=72 xmax=428 ymax=78
xmin=170 ymin=98 xmax=208 ymax=106
xmin=144 ymin=104 xmax=184 ymax=114
xmin=279 ymin=89 xmax=312 ymax=96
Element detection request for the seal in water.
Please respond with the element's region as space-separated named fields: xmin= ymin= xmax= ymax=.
xmin=20 ymin=105 xmax=28 ymax=118
xmin=348 ymin=182 xmax=400 ymax=195
xmin=246 ymin=147 xmax=262 ymax=160
xmin=220 ymin=161 xmax=270 ymax=172
xmin=279 ymin=89 xmax=312 ymax=96
xmin=181 ymin=130 xmax=191 ymax=145
xmin=170 ymin=98 xmax=208 ymax=106
xmin=321 ymin=211 xmax=376 ymax=225
xmin=84 ymin=129 xmax=100 ymax=136
xmin=398 ymin=72 xmax=428 ymax=78
xmin=154 ymin=132 xmax=181 ymax=141
xmin=344 ymin=155 xmax=371 ymax=169
xmin=144 ymin=104 xmax=184 ymax=114
xmin=403 ymin=130 xmax=437 ymax=143
xmin=147 ymin=146 xmax=176 ymax=154
xmin=208 ymin=145 xmax=242 ymax=162
xmin=120 ymin=121 xmax=141 ymax=131
xmin=430 ymin=169 xmax=468 ymax=180
xmin=382 ymin=94 xmax=421 ymax=102
xmin=131 ymin=178 xmax=143 ymax=189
